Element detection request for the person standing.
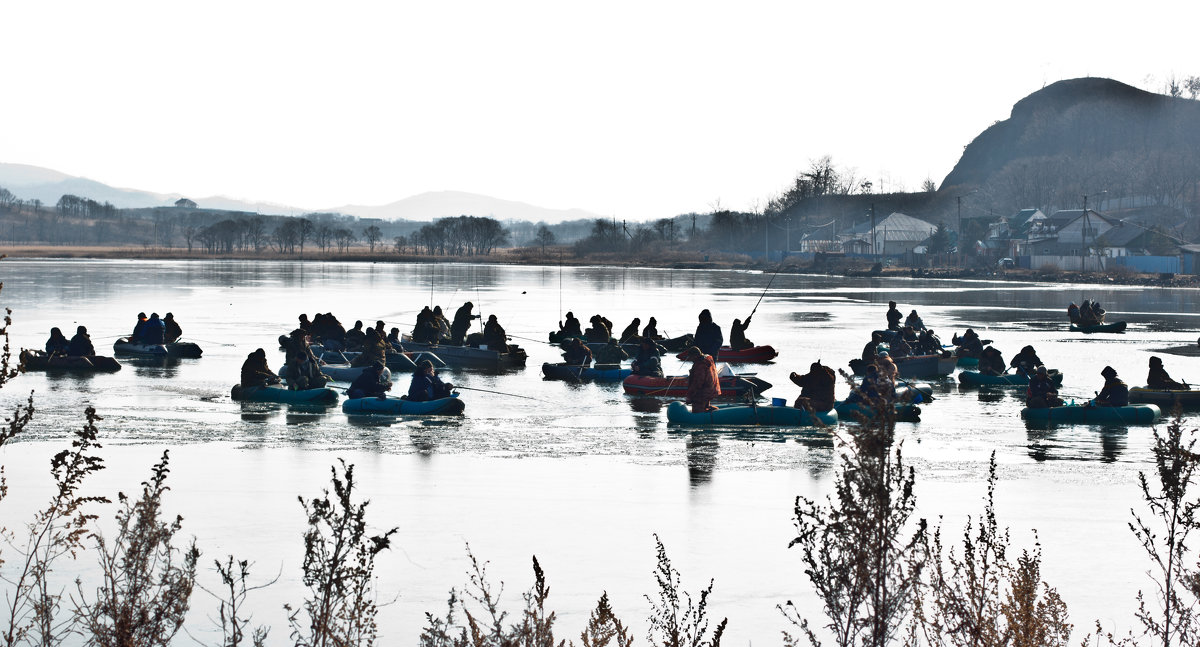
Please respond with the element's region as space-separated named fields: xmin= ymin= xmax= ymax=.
xmin=683 ymin=345 xmax=721 ymax=413
xmin=886 ymin=301 xmax=903 ymax=331
xmin=450 ymin=302 xmax=479 ymax=346
xmin=694 ymin=309 xmax=723 ymax=357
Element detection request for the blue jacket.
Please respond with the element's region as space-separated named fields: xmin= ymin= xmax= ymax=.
xmin=140 ymin=317 xmax=166 ymax=345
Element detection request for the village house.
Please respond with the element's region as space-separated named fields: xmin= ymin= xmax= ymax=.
xmin=839 ymin=212 xmax=938 ymax=257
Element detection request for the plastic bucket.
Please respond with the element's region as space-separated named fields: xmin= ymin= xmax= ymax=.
xmin=771 ymin=397 xmax=786 ymax=407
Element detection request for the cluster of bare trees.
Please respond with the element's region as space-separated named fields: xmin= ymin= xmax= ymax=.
xmin=407 ymin=215 xmax=510 ymax=256
xmin=188 ymin=217 xmax=269 ymax=253
xmin=764 ymin=156 xmax=878 ymax=218
xmin=55 ymin=194 xmax=116 ymax=220
xmin=570 ymin=216 xmax=687 ymax=255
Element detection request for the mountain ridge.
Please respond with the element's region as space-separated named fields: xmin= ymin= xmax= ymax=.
xmin=0 ymin=163 xmax=606 ymax=224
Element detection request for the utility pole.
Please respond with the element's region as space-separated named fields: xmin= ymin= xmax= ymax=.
xmin=764 ymin=218 xmax=769 ymax=261
xmin=1082 ymin=194 xmax=1091 ymax=272
xmin=870 ymin=204 xmax=877 ymax=258
xmin=956 ymin=195 xmax=962 ymax=267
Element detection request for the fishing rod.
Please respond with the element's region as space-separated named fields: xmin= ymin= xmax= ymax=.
xmin=505 ymin=333 xmax=557 ymax=346
xmin=452 ymin=385 xmax=553 ymax=403
xmin=748 ymin=260 xmax=788 ymax=320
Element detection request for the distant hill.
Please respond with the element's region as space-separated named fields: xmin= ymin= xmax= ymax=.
xmin=0 ymin=163 xmax=281 ymax=212
xmin=941 ymin=77 xmax=1200 ymax=191
xmin=0 ymin=163 xmax=605 ymax=223
xmin=328 ymin=191 xmax=604 ymax=224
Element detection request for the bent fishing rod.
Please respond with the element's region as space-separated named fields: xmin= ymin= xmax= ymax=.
xmin=747 ymin=260 xmax=788 ymax=320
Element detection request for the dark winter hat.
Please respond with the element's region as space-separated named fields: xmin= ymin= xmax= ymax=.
xmin=1101 ymin=365 xmax=1117 ymax=378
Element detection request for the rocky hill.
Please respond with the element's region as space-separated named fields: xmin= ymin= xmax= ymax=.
xmin=940 ymin=77 xmax=1200 ymax=192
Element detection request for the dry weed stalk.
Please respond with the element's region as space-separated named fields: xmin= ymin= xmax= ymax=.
xmin=917 ymin=452 xmax=1070 ymax=647
xmin=1092 ymin=411 xmax=1200 ymax=647
xmin=72 ymin=449 xmax=199 ymax=647
xmin=1 ymin=406 xmax=108 ymax=647
xmin=196 ymin=555 xmax=275 ymax=647
xmin=286 ymin=459 xmax=397 ymax=647
xmin=781 ymin=389 xmax=927 ymax=647
xmin=419 ymin=545 xmax=640 ymax=647
xmin=645 ymin=535 xmax=726 ymax=647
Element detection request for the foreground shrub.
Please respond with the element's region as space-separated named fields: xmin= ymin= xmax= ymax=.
xmin=72 ymin=450 xmax=198 ymax=647
xmin=286 ymin=460 xmax=397 ymax=647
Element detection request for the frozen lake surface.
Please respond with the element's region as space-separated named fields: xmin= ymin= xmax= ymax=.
xmin=1 ymin=258 xmax=1198 ymax=643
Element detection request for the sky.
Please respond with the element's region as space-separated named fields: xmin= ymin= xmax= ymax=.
xmin=2 ymin=1 xmax=1197 ymax=221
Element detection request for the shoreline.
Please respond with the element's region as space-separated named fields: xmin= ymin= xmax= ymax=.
xmin=3 ymin=244 xmax=1197 ymax=289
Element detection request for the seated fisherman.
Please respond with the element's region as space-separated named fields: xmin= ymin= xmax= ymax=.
xmin=1025 ymin=365 xmax=1063 ymax=409
xmin=240 ymin=348 xmax=281 ymax=388
xmin=631 ymin=337 xmax=663 ymax=377
xmin=790 ymin=361 xmax=836 ymax=412
xmin=977 ymin=346 xmax=1005 ymax=377
xmin=348 ymin=362 xmax=391 ymax=399
xmin=408 ymin=359 xmax=453 ymax=402
xmin=1009 ymin=345 xmax=1044 ymax=376
xmin=1094 ymin=365 xmax=1129 ymax=407
xmin=1147 ymin=356 xmax=1187 ymax=390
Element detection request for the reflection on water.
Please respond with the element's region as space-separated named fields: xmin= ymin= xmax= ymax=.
xmin=684 ymin=433 xmax=718 ymax=486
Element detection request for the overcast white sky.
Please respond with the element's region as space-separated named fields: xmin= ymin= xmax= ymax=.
xmin=2 ymin=1 xmax=1195 ymax=220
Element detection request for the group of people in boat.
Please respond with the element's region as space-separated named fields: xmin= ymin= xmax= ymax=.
xmin=296 ymin=313 xmax=390 ymax=352
xmin=1067 ymin=300 xmax=1107 ymax=327
xmin=886 ymin=302 xmax=926 ymax=332
xmin=1028 ymin=364 xmax=1130 ymax=409
xmin=241 ymin=347 xmax=454 ymax=403
xmin=559 ymin=312 xmax=663 ymax=345
xmin=44 ymin=325 xmax=96 ymax=358
xmin=128 ymin=312 xmax=182 ymax=345
xmin=291 ymin=303 xmax=511 ymax=354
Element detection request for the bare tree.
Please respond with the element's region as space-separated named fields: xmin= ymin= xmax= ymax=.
xmin=362 ymin=225 xmax=382 ymax=252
